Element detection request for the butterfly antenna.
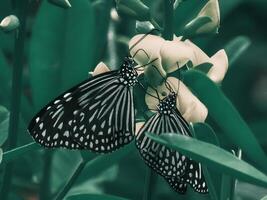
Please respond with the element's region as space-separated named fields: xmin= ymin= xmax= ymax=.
xmin=135 ymin=57 xmax=159 ymax=70
xmin=137 ymin=81 xmax=159 ymax=100
xmin=129 ymin=28 xmax=160 ymax=53
xmin=176 ymin=62 xmax=181 ymax=95
xmin=132 ymin=48 xmax=149 ymax=60
xmin=148 ymin=64 xmax=174 ymax=93
xmin=176 ymin=62 xmax=181 ymax=108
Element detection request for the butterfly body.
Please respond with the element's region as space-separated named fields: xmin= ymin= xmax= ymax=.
xmin=157 ymin=92 xmax=176 ymax=115
xmin=119 ymin=56 xmax=138 ymax=87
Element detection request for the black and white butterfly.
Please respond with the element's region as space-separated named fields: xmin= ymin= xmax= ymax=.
xmin=135 ymin=81 xmax=208 ymax=194
xmin=28 ymin=29 xmax=160 ymax=153
xmin=28 ymin=56 xmax=138 ymax=153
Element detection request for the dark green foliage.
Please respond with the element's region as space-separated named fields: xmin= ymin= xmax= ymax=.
xmin=0 ymin=0 xmax=267 ymax=200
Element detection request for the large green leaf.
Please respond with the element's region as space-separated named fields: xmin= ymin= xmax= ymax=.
xmin=0 ymin=105 xmax=9 ymax=146
xmin=91 ymin=0 xmax=112 ymax=66
xmin=146 ymin=132 xmax=267 ymax=188
xmin=66 ymin=193 xmax=129 ymax=200
xmin=29 ymin=0 xmax=95 ymax=109
xmin=60 ymin=0 xmax=95 ymax=90
xmin=29 ymin=1 xmax=66 ymax=109
xmin=183 ymin=70 xmax=267 ymax=172
xmin=224 ymin=36 xmax=251 ymax=66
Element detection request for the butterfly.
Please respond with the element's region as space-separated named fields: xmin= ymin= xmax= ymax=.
xmin=28 ymin=30 xmax=158 ymax=153
xmin=135 ymin=78 xmax=208 ymax=194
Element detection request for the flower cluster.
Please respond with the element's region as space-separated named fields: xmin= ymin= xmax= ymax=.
xmin=129 ymin=34 xmax=228 ymax=124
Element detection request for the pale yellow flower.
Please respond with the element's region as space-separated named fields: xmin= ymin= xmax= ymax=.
xmin=129 ymin=34 xmax=229 ymax=122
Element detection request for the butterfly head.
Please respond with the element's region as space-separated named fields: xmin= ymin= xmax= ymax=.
xmin=120 ymin=56 xmax=138 ymax=86
xmin=158 ymin=92 xmax=177 ymax=115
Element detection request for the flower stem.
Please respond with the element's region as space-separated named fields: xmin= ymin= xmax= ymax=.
xmin=54 ymin=160 xmax=87 ymax=200
xmin=162 ymin=0 xmax=175 ymax=40
xmin=142 ymin=167 xmax=157 ymax=200
xmin=40 ymin=150 xmax=53 ymax=200
xmin=0 ymin=1 xmax=28 ymax=199
xmin=150 ymin=18 xmax=162 ymax=31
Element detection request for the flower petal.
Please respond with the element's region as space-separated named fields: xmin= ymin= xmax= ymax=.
xmin=196 ymin=0 xmax=220 ymax=34
xmin=183 ymin=39 xmax=210 ymax=66
xmin=160 ymin=40 xmax=195 ymax=73
xmin=129 ymin=34 xmax=165 ymax=65
xmin=168 ymin=77 xmax=208 ymax=123
xmin=92 ymin=62 xmax=110 ymax=76
xmin=207 ymin=49 xmax=229 ymax=83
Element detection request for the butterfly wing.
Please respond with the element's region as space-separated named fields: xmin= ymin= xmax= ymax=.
xmin=28 ymin=70 xmax=135 ymax=152
xmin=181 ymin=159 xmax=208 ymax=193
xmin=135 ymin=111 xmax=189 ymax=178
xmin=165 ymin=177 xmax=187 ymax=194
xmin=72 ymin=78 xmax=135 ymax=153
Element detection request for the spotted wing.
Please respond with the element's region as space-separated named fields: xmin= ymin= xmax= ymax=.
xmin=72 ymin=78 xmax=135 ymax=153
xmin=165 ymin=177 xmax=187 ymax=194
xmin=28 ymin=70 xmax=135 ymax=152
xmin=135 ymin=110 xmax=191 ymax=178
xmin=181 ymin=159 xmax=208 ymax=193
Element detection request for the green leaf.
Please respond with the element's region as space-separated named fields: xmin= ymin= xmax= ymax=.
xmin=146 ymin=132 xmax=267 ymax=188
xmin=224 ymin=36 xmax=251 ymax=66
xmin=1 ymin=142 xmax=41 ymax=164
xmin=115 ymin=0 xmax=151 ymax=21
xmin=182 ymin=16 xmax=212 ymax=39
xmin=67 ymin=194 xmax=129 ymax=200
xmin=91 ymin=0 xmax=112 ymax=66
xmin=48 ymin=0 xmax=72 ymax=9
xmin=29 ymin=1 xmax=66 ymax=109
xmin=174 ymin=0 xmax=207 ymax=35
xmin=261 ymin=195 xmax=267 ymax=200
xmin=194 ymin=62 xmax=213 ymax=74
xmin=60 ymin=0 xmax=95 ymax=90
xmin=0 ymin=105 xmax=9 ymax=146
xmin=29 ymin=0 xmax=95 ymax=109
xmin=183 ymin=70 xmax=267 ymax=173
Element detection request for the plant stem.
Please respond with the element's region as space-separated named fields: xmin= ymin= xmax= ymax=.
xmin=162 ymin=0 xmax=175 ymax=40
xmin=2 ymin=142 xmax=40 ymax=164
xmin=40 ymin=150 xmax=53 ymax=200
xmin=150 ymin=18 xmax=162 ymax=31
xmin=142 ymin=167 xmax=157 ymax=200
xmin=230 ymin=149 xmax=242 ymax=200
xmin=54 ymin=160 xmax=87 ymax=200
xmin=0 ymin=1 xmax=28 ymax=199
